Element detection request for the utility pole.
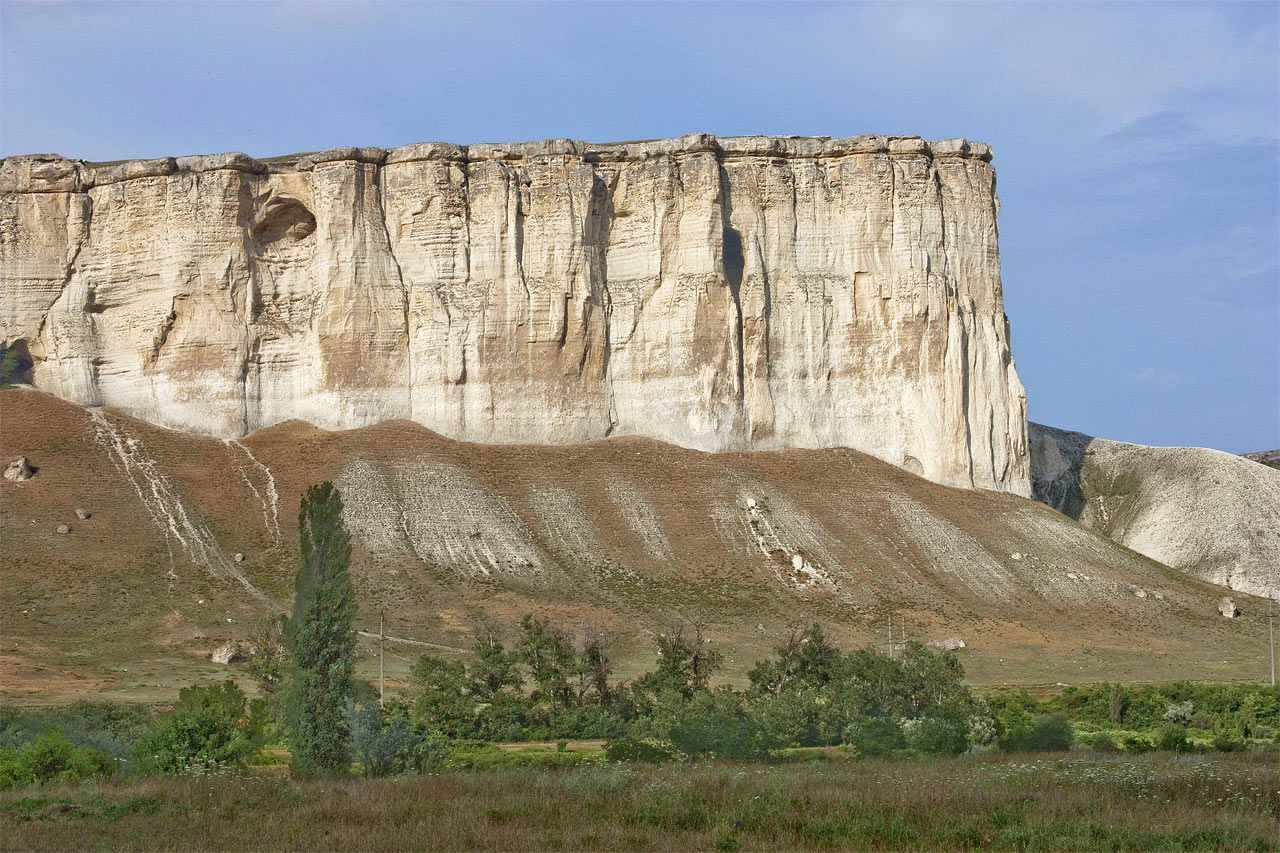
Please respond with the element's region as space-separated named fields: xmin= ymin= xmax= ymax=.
xmin=887 ymin=614 xmax=893 ymax=660
xmin=379 ymin=610 xmax=386 ymax=708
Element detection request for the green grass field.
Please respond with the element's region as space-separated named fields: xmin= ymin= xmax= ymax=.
xmin=2 ymin=752 xmax=1276 ymax=851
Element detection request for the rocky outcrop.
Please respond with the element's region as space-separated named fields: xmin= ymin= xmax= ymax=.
xmin=1244 ymin=450 xmax=1280 ymax=471
xmin=1 ymin=134 xmax=1029 ymax=494
xmin=1029 ymin=422 xmax=1280 ymax=599
xmin=3 ymin=456 xmax=34 ymax=481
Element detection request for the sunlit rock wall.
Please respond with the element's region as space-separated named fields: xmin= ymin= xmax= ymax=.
xmin=1 ymin=133 xmax=1029 ymax=494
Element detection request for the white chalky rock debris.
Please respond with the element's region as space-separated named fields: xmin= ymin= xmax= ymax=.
xmin=3 ymin=457 xmax=33 ymax=481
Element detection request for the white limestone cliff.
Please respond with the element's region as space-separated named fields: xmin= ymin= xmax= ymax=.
xmin=1 ymin=133 xmax=1030 ymax=494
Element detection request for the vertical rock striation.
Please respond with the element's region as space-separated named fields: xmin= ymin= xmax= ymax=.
xmin=1 ymin=133 xmax=1029 ymax=494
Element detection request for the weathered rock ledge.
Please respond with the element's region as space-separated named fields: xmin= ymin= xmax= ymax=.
xmin=2 ymin=134 xmax=992 ymax=193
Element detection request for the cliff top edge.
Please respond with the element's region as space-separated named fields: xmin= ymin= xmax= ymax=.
xmin=1 ymin=133 xmax=992 ymax=193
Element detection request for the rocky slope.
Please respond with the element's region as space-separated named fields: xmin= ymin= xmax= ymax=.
xmin=1029 ymin=423 xmax=1280 ymax=599
xmin=0 ymin=134 xmax=1028 ymax=494
xmin=1244 ymin=450 xmax=1280 ymax=471
xmin=1 ymin=389 xmax=1264 ymax=704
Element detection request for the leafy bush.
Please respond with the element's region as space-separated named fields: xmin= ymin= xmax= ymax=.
xmin=1121 ymin=734 xmax=1152 ymax=753
xmin=136 ymin=681 xmax=262 ymax=773
xmin=0 ymin=730 xmax=114 ymax=788
xmin=0 ymin=342 xmax=33 ymax=387
xmin=345 ymin=700 xmax=447 ymax=777
xmin=0 ymin=701 xmax=151 ymax=772
xmin=1212 ymin=736 xmax=1244 ymax=752
xmin=906 ymin=708 xmax=971 ymax=755
xmin=1089 ymin=732 xmax=1120 ymax=752
xmin=1155 ymin=723 xmax=1188 ymax=752
xmin=844 ymin=716 xmax=905 ymax=757
xmin=999 ymin=713 xmax=1074 ymax=752
xmin=603 ymin=735 xmax=677 ymax=763
xmin=663 ymin=691 xmax=761 ymax=759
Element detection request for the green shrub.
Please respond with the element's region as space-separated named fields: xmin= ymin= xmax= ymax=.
xmin=0 ymin=701 xmax=151 ymax=772
xmin=1089 ymin=731 xmax=1120 ymax=752
xmin=844 ymin=716 xmax=906 ymax=757
xmin=136 ymin=680 xmax=261 ymax=773
xmin=0 ymin=343 xmax=33 ymax=387
xmin=906 ymin=708 xmax=970 ymax=755
xmin=0 ymin=730 xmax=114 ymax=788
xmin=1121 ymin=734 xmax=1152 ymax=753
xmin=345 ymin=700 xmax=447 ymax=777
xmin=1211 ymin=736 xmax=1244 ymax=752
xmin=603 ymin=735 xmax=677 ymax=763
xmin=999 ymin=713 xmax=1073 ymax=752
xmin=1155 ymin=723 xmax=1188 ymax=752
xmin=665 ymin=691 xmax=761 ymax=759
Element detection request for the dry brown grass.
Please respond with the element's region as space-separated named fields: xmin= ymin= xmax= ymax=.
xmin=2 ymin=753 xmax=1277 ymax=851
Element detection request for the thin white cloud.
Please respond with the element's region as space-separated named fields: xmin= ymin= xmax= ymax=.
xmin=1126 ymin=367 xmax=1184 ymax=389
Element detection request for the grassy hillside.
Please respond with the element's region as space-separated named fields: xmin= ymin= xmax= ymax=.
xmin=1 ymin=389 xmax=1271 ymax=704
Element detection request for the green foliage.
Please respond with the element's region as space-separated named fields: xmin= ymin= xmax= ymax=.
xmin=0 ymin=343 xmax=33 ymax=387
xmin=517 ymin=616 xmax=576 ymax=709
xmin=603 ymin=735 xmax=677 ymax=763
xmin=344 ymin=700 xmax=447 ymax=777
xmin=844 ymin=715 xmax=906 ymax=757
xmin=574 ymin=626 xmax=614 ymax=706
xmin=627 ymin=629 xmax=972 ymax=760
xmin=1089 ymin=731 xmax=1120 ymax=752
xmin=0 ymin=730 xmax=114 ymax=789
xmin=747 ymin=687 xmax=822 ymax=750
xmin=1155 ymin=723 xmax=1188 ymax=752
xmin=634 ymin=619 xmax=723 ymax=698
xmin=747 ymin=624 xmax=842 ymax=695
xmin=410 ymin=654 xmax=473 ymax=736
xmin=905 ymin=707 xmax=972 ymax=755
xmin=1055 ymin=682 xmax=1279 ymax=739
xmin=469 ymin=628 xmax=522 ymax=704
xmin=1108 ymin=683 xmax=1127 ymax=725
xmin=998 ymin=713 xmax=1074 ymax=752
xmin=0 ymin=701 xmax=151 ymax=771
xmin=285 ymin=482 xmax=357 ymax=775
xmin=135 ymin=681 xmax=261 ymax=773
xmin=1121 ymin=734 xmax=1153 ymax=753
xmin=246 ymin=617 xmax=288 ymax=697
xmin=660 ymin=690 xmax=763 ymax=759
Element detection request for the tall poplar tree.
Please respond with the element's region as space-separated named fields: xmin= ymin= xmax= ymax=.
xmin=285 ymin=482 xmax=356 ymax=774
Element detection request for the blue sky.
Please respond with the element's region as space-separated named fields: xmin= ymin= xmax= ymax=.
xmin=3 ymin=1 xmax=1277 ymax=452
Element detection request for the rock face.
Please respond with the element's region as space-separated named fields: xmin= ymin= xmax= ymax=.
xmin=0 ymin=134 xmax=1029 ymax=494
xmin=1029 ymin=422 xmax=1280 ymax=599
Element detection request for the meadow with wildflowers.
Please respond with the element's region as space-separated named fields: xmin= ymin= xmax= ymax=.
xmin=2 ymin=751 xmax=1277 ymax=851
